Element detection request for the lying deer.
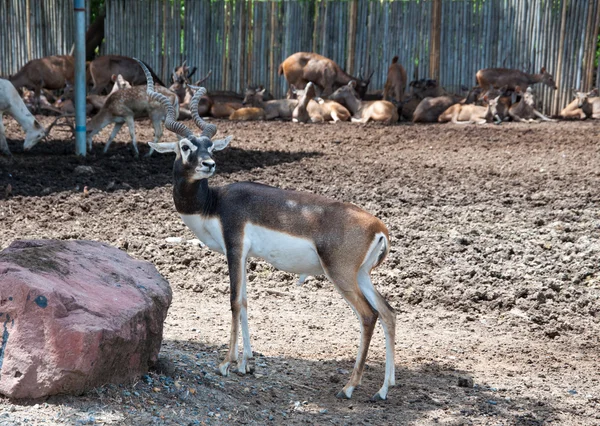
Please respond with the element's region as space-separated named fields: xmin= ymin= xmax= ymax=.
xmin=476 ymin=67 xmax=557 ymax=92
xmin=438 ymin=95 xmax=501 ymax=124
xmin=560 ymin=89 xmax=600 ymax=120
xmin=86 ymin=84 xmax=179 ymax=158
xmin=228 ymin=107 xmax=266 ymax=121
xmin=291 ymin=83 xmax=350 ymax=123
xmin=0 ymin=78 xmax=47 ymax=156
xmin=508 ymin=87 xmax=555 ymax=122
xmin=137 ymin=59 xmax=396 ymax=401
xmin=412 ymin=94 xmax=464 ymax=123
xmin=383 ymin=56 xmax=407 ymax=103
xmin=241 ymin=87 xmax=297 ymax=120
xmin=329 ymin=81 xmax=398 ymax=124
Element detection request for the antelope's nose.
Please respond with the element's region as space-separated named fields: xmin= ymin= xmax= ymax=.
xmin=202 ymin=159 xmax=215 ymax=170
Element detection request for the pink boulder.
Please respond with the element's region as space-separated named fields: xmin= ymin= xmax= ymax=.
xmin=0 ymin=239 xmax=172 ymax=399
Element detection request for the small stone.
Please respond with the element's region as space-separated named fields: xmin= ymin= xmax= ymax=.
xmin=74 ymin=165 xmax=94 ymax=175
xmin=165 ymin=237 xmax=184 ymax=244
xmin=458 ymin=377 xmax=474 ymax=388
xmin=319 ymin=409 xmax=328 ymax=414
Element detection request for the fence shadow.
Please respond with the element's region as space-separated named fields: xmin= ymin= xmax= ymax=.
xmin=0 ymin=139 xmax=322 ymax=198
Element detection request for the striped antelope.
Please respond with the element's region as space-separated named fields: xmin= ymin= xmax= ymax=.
xmin=136 ymin=59 xmax=397 ymax=401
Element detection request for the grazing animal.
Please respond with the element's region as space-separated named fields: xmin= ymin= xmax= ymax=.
xmin=0 ymin=78 xmax=47 ymax=155
xmin=438 ymin=96 xmax=501 ymax=124
xmin=291 ymin=83 xmax=350 ymax=123
xmin=88 ymin=55 xmax=164 ymax=94
xmin=138 ymin=59 xmax=396 ymax=401
xmin=86 ymin=84 xmax=179 ymax=157
xmin=279 ymin=52 xmax=373 ymax=98
xmin=560 ymin=89 xmax=600 ymax=120
xmin=383 ymin=56 xmax=407 ymax=102
xmin=242 ymin=87 xmax=297 ymax=120
xmin=329 ymin=81 xmax=398 ymax=124
xmin=476 ymin=67 xmax=557 ymax=92
xmin=9 ymin=55 xmax=75 ymax=111
xmin=508 ymin=87 xmax=555 ymax=122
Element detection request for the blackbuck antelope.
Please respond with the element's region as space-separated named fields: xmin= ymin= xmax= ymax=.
xmin=0 ymin=78 xmax=47 ymax=156
xmin=136 ymin=59 xmax=396 ymax=401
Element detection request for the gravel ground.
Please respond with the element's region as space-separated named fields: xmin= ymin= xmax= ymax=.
xmin=0 ymin=117 xmax=599 ymax=425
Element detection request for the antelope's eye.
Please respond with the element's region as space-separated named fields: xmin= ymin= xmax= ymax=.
xmin=181 ymin=145 xmax=190 ymax=152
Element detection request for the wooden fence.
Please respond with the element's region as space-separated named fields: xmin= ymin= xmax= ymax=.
xmin=1 ymin=0 xmax=599 ymax=115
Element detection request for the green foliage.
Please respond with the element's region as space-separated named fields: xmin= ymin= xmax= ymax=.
xmin=90 ymin=0 xmax=105 ymax=23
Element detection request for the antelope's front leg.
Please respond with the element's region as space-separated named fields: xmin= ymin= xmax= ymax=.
xmin=219 ymin=248 xmax=253 ymax=376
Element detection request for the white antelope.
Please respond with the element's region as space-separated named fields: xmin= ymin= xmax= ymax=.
xmin=136 ymin=60 xmax=396 ymax=401
xmin=0 ymin=78 xmax=47 ymax=156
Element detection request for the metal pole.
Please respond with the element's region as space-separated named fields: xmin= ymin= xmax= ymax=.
xmin=74 ymin=0 xmax=86 ymax=157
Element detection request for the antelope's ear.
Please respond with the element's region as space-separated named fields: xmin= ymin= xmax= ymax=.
xmin=210 ymin=136 xmax=233 ymax=152
xmin=541 ymin=67 xmax=546 ymax=73
xmin=111 ymin=74 xmax=118 ymax=82
xmin=348 ymin=80 xmax=357 ymax=88
xmin=149 ymin=142 xmax=178 ymax=153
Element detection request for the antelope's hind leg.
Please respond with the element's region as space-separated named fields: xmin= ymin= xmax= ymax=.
xmin=324 ymin=267 xmax=379 ymax=400
xmin=357 ymin=268 xmax=396 ymax=401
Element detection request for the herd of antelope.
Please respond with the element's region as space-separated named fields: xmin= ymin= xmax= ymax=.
xmin=1 ymin=52 xmax=599 ymax=156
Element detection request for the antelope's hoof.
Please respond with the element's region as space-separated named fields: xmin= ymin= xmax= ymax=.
xmin=236 ymin=358 xmax=255 ymax=375
xmin=335 ymin=390 xmax=352 ymax=400
xmin=218 ymin=362 xmax=231 ymax=377
xmin=371 ymin=392 xmax=387 ymax=402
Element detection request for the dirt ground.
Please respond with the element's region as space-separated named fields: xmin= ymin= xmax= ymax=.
xmin=0 ymin=116 xmax=599 ymax=425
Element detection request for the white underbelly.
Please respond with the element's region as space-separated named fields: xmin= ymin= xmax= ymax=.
xmin=245 ymin=223 xmax=324 ymax=276
xmin=180 ymin=214 xmax=226 ymax=254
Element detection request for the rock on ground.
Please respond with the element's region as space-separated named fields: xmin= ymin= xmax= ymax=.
xmin=0 ymin=239 xmax=172 ymax=399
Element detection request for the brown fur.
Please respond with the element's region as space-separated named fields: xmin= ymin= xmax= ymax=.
xmin=330 ymin=82 xmax=398 ymax=124
xmin=279 ymin=52 xmax=372 ymax=98
xmin=89 ymin=55 xmax=164 ymax=94
xmin=476 ymin=67 xmax=557 ymax=92
xmin=383 ymin=56 xmax=407 ymax=103
xmin=413 ymin=95 xmax=463 ymax=123
xmin=229 ymin=107 xmax=266 ymax=121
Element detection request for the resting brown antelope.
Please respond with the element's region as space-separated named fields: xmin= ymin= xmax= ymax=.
xmin=330 ymin=81 xmax=398 ymax=124
xmin=476 ymin=67 xmax=557 ymax=92
xmin=412 ymin=94 xmax=464 ymax=123
xmin=228 ymin=107 xmax=266 ymax=121
xmin=279 ymin=52 xmax=373 ymax=98
xmin=137 ymin=59 xmax=396 ymax=401
xmin=241 ymin=87 xmax=297 ymax=120
xmin=0 ymin=78 xmax=47 ymax=155
xmin=291 ymin=83 xmax=351 ymax=123
xmin=9 ymin=55 xmax=75 ymax=111
xmin=560 ymin=89 xmax=600 ymax=120
xmin=88 ymin=55 xmax=165 ymax=94
xmin=383 ymin=56 xmax=407 ymax=102
xmin=508 ymin=87 xmax=555 ymax=122
xmin=86 ymin=84 xmax=179 ymax=157
xmin=439 ymin=95 xmax=501 ymax=124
